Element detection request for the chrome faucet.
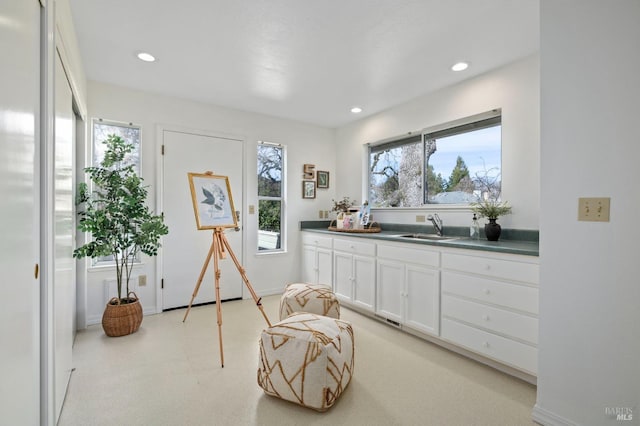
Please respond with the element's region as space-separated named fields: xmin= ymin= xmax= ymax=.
xmin=427 ymin=213 xmax=443 ymax=236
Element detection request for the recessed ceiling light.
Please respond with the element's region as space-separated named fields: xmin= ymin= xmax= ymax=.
xmin=137 ymin=52 xmax=156 ymax=62
xmin=350 ymin=107 xmax=363 ymax=114
xmin=451 ymin=62 xmax=469 ymax=72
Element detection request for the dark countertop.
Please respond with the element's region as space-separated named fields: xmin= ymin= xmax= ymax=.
xmin=300 ymin=221 xmax=539 ymax=257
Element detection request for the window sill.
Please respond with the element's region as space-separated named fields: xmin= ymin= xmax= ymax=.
xmin=372 ymin=204 xmax=474 ymax=212
xmin=87 ymin=262 xmax=145 ymax=273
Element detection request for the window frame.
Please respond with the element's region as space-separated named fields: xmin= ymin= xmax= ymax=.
xmin=366 ymin=110 xmax=502 ymax=210
xmin=88 ymin=118 xmax=142 ymax=267
xmin=257 ymin=141 xmax=286 ymax=254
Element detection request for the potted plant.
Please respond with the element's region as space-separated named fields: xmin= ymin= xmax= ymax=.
xmin=74 ymin=134 xmax=169 ymax=337
xmin=331 ymin=197 xmax=357 ymax=229
xmin=331 ymin=196 xmax=355 ymax=214
xmin=471 ymin=199 xmax=512 ymax=241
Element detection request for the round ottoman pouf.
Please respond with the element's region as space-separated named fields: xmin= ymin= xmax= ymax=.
xmin=279 ymin=283 xmax=340 ymax=320
xmin=257 ymin=312 xmax=355 ymax=411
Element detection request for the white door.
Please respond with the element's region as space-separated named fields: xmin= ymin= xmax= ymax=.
xmin=161 ymin=129 xmax=244 ymax=310
xmin=54 ymin=52 xmax=75 ymax=421
xmin=405 ymin=264 xmax=439 ymax=335
xmin=353 ymin=255 xmax=376 ymax=312
xmin=0 ymin=0 xmax=41 ymax=423
xmin=333 ymin=251 xmax=353 ymax=302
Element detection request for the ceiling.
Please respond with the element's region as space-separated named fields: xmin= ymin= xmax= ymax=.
xmin=68 ymin=0 xmax=539 ymax=128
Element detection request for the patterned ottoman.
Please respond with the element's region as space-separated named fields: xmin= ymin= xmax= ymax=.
xmin=279 ymin=283 xmax=340 ymax=320
xmin=257 ymin=312 xmax=355 ymax=411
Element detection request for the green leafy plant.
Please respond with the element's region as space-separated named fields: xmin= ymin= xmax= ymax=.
xmin=471 ymin=199 xmax=513 ymax=220
xmin=73 ymin=134 xmax=168 ymax=303
xmin=331 ymin=196 xmax=355 ymax=212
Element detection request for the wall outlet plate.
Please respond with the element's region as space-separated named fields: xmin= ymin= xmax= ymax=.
xmin=578 ymin=197 xmax=610 ymax=222
xmin=416 ymin=215 xmax=426 ymax=223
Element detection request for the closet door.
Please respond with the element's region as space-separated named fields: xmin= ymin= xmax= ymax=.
xmin=0 ymin=0 xmax=41 ymax=424
xmin=54 ymin=52 xmax=75 ymax=421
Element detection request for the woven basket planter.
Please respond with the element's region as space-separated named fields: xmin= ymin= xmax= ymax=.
xmin=102 ymin=292 xmax=143 ymax=337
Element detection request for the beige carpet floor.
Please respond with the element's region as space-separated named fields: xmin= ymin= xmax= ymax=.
xmin=58 ymin=295 xmax=536 ymax=426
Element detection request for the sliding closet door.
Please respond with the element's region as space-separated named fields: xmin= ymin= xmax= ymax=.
xmin=54 ymin=52 xmax=75 ymax=421
xmin=0 ymin=0 xmax=41 ymax=424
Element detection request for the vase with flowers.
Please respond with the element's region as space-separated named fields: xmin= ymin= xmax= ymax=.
xmin=331 ymin=197 xmax=356 ymax=229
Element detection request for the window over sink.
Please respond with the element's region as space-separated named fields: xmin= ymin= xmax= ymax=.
xmin=368 ymin=110 xmax=502 ymax=208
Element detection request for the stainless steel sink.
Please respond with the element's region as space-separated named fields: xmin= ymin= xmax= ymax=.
xmin=395 ymin=233 xmax=459 ymax=241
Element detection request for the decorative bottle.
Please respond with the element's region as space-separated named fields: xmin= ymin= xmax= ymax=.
xmin=470 ymin=213 xmax=480 ymax=240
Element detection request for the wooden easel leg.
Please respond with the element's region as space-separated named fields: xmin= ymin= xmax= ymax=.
xmin=213 ymin=230 xmax=225 ymax=367
xmin=219 ymin=232 xmax=272 ymax=327
xmin=183 ymin=227 xmax=271 ymax=368
xmin=182 ymin=234 xmax=217 ymax=323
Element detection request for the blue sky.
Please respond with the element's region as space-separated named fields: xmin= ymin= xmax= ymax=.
xmin=430 ymin=126 xmax=501 ymax=181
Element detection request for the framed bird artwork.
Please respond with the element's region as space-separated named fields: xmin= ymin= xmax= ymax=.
xmin=188 ymin=172 xmax=238 ymax=229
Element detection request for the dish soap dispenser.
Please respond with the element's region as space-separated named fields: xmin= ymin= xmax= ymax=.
xmin=470 ymin=213 xmax=480 ymax=240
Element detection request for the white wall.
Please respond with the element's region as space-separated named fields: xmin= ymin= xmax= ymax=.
xmin=81 ymin=81 xmax=336 ymax=325
xmin=334 ymin=55 xmax=540 ymax=230
xmin=534 ymin=1 xmax=640 ymax=425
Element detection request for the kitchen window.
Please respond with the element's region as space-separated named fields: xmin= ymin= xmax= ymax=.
xmin=368 ymin=110 xmax=502 ymax=207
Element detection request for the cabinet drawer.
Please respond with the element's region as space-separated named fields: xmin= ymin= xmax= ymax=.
xmin=333 ymin=238 xmax=376 ymax=256
xmin=441 ymin=318 xmax=537 ymax=374
xmin=442 ymin=295 xmax=538 ymax=344
xmin=377 ymin=243 xmax=439 ymax=267
xmin=442 ymin=252 xmax=538 ymax=284
xmin=441 ymin=271 xmax=538 ymax=314
xmin=302 ymin=233 xmax=332 ymax=249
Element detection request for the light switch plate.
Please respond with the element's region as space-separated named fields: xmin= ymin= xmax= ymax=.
xmin=578 ymin=197 xmax=610 ymax=222
xmin=248 ymin=205 xmax=255 ymax=214
xmin=416 ymin=215 xmax=426 ymax=223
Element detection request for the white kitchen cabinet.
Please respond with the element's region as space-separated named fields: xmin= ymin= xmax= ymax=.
xmin=301 ymin=233 xmax=333 ymax=285
xmin=440 ymin=249 xmax=539 ymax=374
xmin=299 ymin=229 xmax=540 ymax=380
xmin=376 ymin=243 xmax=440 ymax=336
xmin=333 ymin=237 xmax=376 ymax=312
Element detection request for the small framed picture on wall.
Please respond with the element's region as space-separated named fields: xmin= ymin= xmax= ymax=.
xmin=302 ymin=180 xmax=316 ymax=199
xmin=317 ymin=170 xmax=329 ymax=189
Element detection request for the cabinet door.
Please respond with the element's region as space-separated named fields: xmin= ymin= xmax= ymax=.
xmin=376 ymin=259 xmax=403 ymax=323
xmin=317 ymin=248 xmax=333 ymax=286
xmin=353 ymin=255 xmax=376 ymax=312
xmin=301 ymin=245 xmax=317 ymax=283
xmin=405 ymin=264 xmax=440 ymax=336
xmin=333 ymin=251 xmax=353 ymax=302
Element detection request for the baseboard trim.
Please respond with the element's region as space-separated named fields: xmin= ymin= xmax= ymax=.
xmin=532 ymin=404 xmax=578 ymax=426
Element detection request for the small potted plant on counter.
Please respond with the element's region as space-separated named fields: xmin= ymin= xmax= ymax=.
xmin=471 ymin=199 xmax=512 ymax=241
xmin=331 ymin=197 xmax=356 ymax=229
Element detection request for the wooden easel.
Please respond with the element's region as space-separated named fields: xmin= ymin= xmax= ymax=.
xmin=182 ymin=227 xmax=272 ymax=367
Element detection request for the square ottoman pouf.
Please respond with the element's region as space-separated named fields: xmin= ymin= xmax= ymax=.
xmin=279 ymin=283 xmax=340 ymax=321
xmin=257 ymin=312 xmax=354 ymax=411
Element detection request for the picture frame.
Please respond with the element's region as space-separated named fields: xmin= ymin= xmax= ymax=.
xmin=302 ymin=180 xmax=316 ymax=199
xmin=188 ymin=172 xmax=238 ymax=229
xmin=317 ymin=170 xmax=329 ymax=189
